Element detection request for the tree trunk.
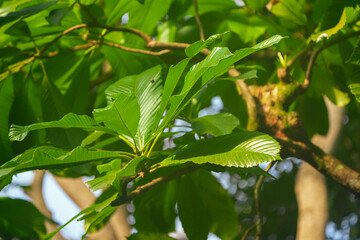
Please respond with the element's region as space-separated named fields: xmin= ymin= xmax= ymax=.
xmin=295 ymin=97 xmax=345 ymax=240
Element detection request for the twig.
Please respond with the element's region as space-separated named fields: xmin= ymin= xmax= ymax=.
xmin=92 ymin=23 xmax=153 ymax=44
xmin=241 ymin=223 xmax=257 ymax=240
xmin=99 ymin=41 xmax=171 ymax=56
xmin=300 ymin=30 xmax=360 ymax=91
xmin=193 ymin=0 xmax=204 ymax=40
xmin=111 ymin=166 xmax=197 ymax=206
xmin=228 ymin=68 xmax=259 ymax=131
xmin=254 ymin=162 xmax=275 ymax=240
xmin=40 ymin=24 xmax=88 ymax=55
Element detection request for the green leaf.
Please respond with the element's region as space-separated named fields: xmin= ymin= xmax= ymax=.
xmin=93 ymin=92 xmax=140 ymax=147
xmin=0 ymin=0 xmax=57 ymax=27
xmin=46 ymin=7 xmax=71 ymax=26
xmin=191 ymin=113 xmax=239 ymax=136
xmin=270 ymin=0 xmax=307 ymax=25
xmin=133 ymin=180 xmax=178 ymax=233
xmin=349 ymin=83 xmax=360 ymax=102
xmin=107 ymin=0 xmax=138 ymax=25
xmin=4 ymin=20 xmax=30 ymax=37
xmin=183 ymin=0 xmax=238 ymax=16
xmin=0 ymin=146 xmax=129 ymax=190
xmin=160 ymin=132 xmax=281 ymax=168
xmin=127 ymin=0 xmax=172 ymax=35
xmin=178 ymin=171 xmax=238 ymax=240
xmin=310 ymin=7 xmax=351 ymax=42
xmin=153 ymin=58 xmax=190 ymax=131
xmin=87 ymin=156 xmax=148 ymax=191
xmin=348 ymin=39 xmax=360 ymax=65
xmin=178 ymin=172 xmax=210 ymax=240
xmin=9 ymin=113 xmax=113 ymax=142
xmin=0 ymin=198 xmax=46 ymax=239
xmin=105 ymin=66 xmax=163 ymax=150
xmin=227 ymin=13 xmax=267 ymax=43
xmin=243 ymin=0 xmax=269 ymax=11
xmin=185 ymin=32 xmax=230 ymax=58
xmin=0 ymin=78 xmax=14 ymax=163
xmin=0 ymin=47 xmax=22 ymax=58
xmin=159 ymin=35 xmax=283 ymax=132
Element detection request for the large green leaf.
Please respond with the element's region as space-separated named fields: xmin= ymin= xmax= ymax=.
xmin=191 ymin=113 xmax=239 ymax=136
xmin=270 ymin=0 xmax=307 ymax=25
xmin=159 ymin=35 xmax=283 ymax=132
xmin=105 ymin=66 xmax=163 ymax=150
xmin=0 ymin=198 xmax=46 ymax=239
xmin=0 ymin=1 xmax=57 ymax=26
xmin=0 ymin=78 xmax=14 ymax=163
xmin=133 ymin=180 xmax=178 ymax=233
xmin=0 ymin=146 xmax=130 ymax=190
xmin=227 ymin=13 xmax=267 ymax=43
xmin=153 ymin=58 xmax=190 ymax=129
xmin=9 ymin=113 xmax=113 ymax=142
xmin=178 ymin=171 xmax=238 ymax=240
xmin=93 ymin=92 xmax=140 ymax=147
xmin=160 ymin=132 xmax=281 ymax=168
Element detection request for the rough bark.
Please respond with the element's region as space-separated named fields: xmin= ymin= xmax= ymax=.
xmin=295 ymin=97 xmax=345 ymax=240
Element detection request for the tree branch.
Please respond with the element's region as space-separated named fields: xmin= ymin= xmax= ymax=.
xmin=228 ymin=68 xmax=259 ymax=131
xmin=111 ymin=166 xmax=197 ymax=206
xmin=278 ymin=138 xmax=360 ymax=197
xmin=99 ymin=41 xmax=171 ymax=56
xmin=193 ymin=0 xmax=205 ymax=40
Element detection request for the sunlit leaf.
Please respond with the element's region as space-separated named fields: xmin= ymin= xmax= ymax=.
xmin=160 ymin=132 xmax=281 ymax=168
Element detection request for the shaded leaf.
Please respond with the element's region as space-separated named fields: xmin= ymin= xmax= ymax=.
xmin=191 ymin=113 xmax=239 ymax=136
xmin=0 ymin=198 xmax=46 ymax=239
xmin=0 ymin=1 xmax=57 ymax=26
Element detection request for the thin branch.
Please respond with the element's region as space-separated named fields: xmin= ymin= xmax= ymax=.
xmin=241 ymin=223 xmax=257 ymax=240
xmin=40 ymin=24 xmax=88 ymax=55
xmin=228 ymin=68 xmax=259 ymax=131
xmin=147 ymin=41 xmax=211 ymax=55
xmin=254 ymin=162 xmax=275 ymax=240
xmin=278 ymin=138 xmax=360 ymax=197
xmin=99 ymin=41 xmax=171 ymax=56
xmin=193 ymin=0 xmax=205 ymax=40
xmin=111 ymin=166 xmax=197 ymax=206
xmin=300 ymin=30 xmax=360 ymax=91
xmin=92 ymin=23 xmax=153 ymax=44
